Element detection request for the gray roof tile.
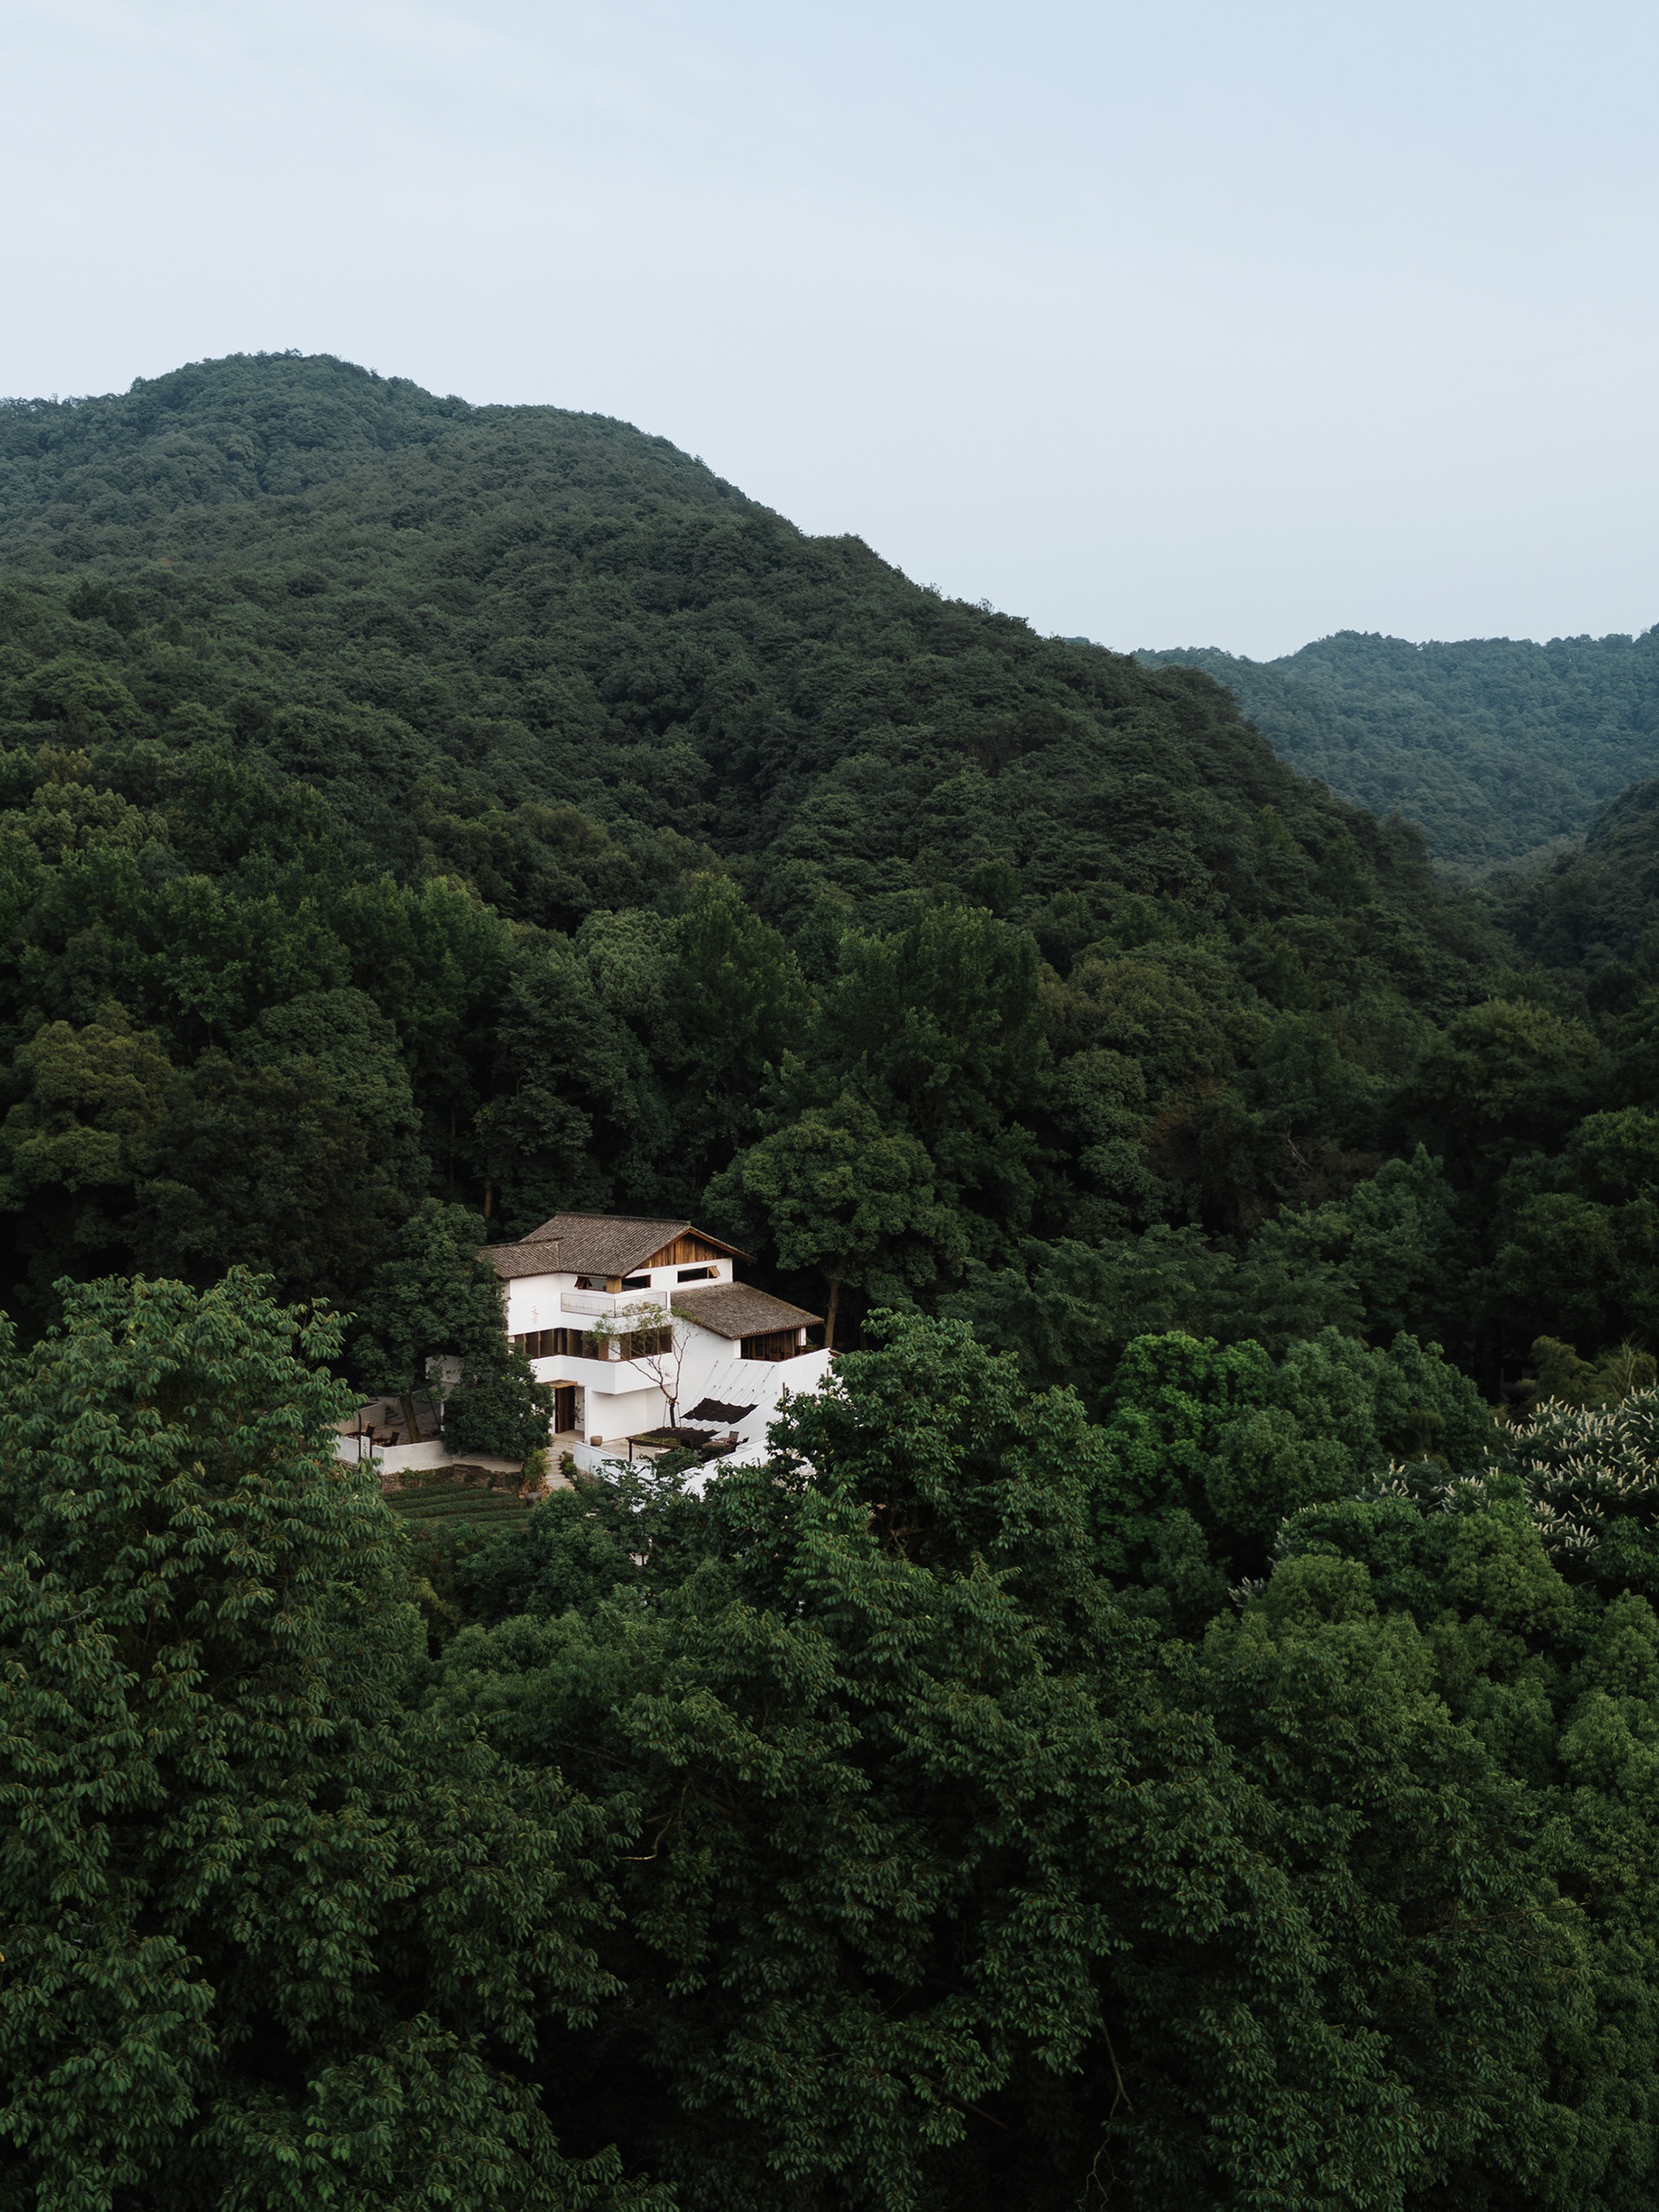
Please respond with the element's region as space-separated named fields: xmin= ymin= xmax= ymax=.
xmin=503 ymin=1212 xmax=747 ymax=1277
xmin=671 ymin=1282 xmax=823 ymax=1339
xmin=481 ymin=1240 xmax=569 ymax=1281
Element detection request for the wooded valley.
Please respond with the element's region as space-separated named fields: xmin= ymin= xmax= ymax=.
xmin=1143 ymin=630 xmax=1659 ymax=870
xmin=8 ymin=352 xmax=1659 ymax=2211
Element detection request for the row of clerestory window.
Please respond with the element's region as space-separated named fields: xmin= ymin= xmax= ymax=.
xmin=512 ymin=1325 xmax=674 ymax=1363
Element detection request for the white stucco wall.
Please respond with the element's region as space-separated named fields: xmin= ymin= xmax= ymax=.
xmin=493 ymin=1259 xmax=833 ymax=1476
xmin=334 ymin=1434 xmax=453 ymax=1476
xmin=501 ymin=1255 xmax=734 ymax=1339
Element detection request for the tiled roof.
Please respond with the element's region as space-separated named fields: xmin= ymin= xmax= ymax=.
xmin=671 ymin=1283 xmax=822 ymax=1339
xmin=510 ymin=1211 xmax=747 ymax=1276
xmin=481 ymin=1239 xmax=567 ymax=1281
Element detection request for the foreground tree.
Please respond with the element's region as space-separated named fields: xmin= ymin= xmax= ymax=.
xmin=0 ymin=1269 xmax=658 ymax=2212
xmin=437 ymin=1314 xmax=1586 ymax=2212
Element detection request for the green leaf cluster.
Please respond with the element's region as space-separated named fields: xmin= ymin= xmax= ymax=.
xmin=0 ymin=1268 xmax=659 ymax=2210
xmin=13 ymin=353 xmax=1659 ymax=2202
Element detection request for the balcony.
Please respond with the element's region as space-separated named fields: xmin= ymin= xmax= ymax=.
xmin=527 ymin=1348 xmax=663 ymax=1395
xmin=561 ymin=1288 xmax=658 ymax=1319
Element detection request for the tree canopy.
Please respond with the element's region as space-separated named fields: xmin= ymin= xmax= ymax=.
xmin=11 ymin=352 xmax=1659 ymax=2205
xmin=1143 ymin=627 xmax=1659 ymax=869
xmin=16 ymin=1287 xmax=1659 ymax=2208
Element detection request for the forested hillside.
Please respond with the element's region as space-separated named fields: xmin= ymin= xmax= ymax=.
xmin=0 ymin=351 xmax=1497 ymax=1339
xmin=15 ymin=354 xmax=1659 ymax=2210
xmin=1490 ymin=770 xmax=1659 ymax=973
xmin=1142 ymin=627 xmax=1659 ymax=867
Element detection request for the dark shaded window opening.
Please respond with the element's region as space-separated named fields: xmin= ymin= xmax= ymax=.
xmin=741 ymin=1328 xmax=804 ymax=1363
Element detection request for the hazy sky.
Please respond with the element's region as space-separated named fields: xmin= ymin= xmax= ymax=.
xmin=4 ymin=0 xmax=1657 ymax=658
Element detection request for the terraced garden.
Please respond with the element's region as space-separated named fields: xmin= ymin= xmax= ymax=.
xmin=381 ymin=1476 xmax=532 ymax=1535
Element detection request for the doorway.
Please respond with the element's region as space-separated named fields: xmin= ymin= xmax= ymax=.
xmin=554 ymin=1383 xmax=578 ymax=1434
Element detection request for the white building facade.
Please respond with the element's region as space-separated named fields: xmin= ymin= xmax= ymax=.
xmin=486 ymin=1211 xmax=830 ymax=1474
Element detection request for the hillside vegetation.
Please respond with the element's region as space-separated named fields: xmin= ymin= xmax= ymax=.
xmin=1488 ymin=770 xmax=1659 ymax=975
xmin=0 ymin=352 xmax=1496 ymax=1335
xmin=16 ymin=354 xmax=1659 ymax=2209
xmin=1143 ymin=626 xmax=1659 ymax=867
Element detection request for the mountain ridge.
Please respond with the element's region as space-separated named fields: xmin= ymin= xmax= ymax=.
xmin=0 ymin=348 xmax=1500 ymax=1347
xmin=0 ymin=351 xmax=1465 ymax=953
xmin=1140 ymin=627 xmax=1659 ymax=869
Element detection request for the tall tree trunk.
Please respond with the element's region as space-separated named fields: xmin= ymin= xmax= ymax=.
xmin=823 ymin=1276 xmax=841 ymax=1353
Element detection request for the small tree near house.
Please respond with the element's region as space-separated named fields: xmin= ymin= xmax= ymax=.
xmin=594 ymin=1300 xmax=689 ymax=1427
xmin=353 ymin=1198 xmax=552 ymax=1460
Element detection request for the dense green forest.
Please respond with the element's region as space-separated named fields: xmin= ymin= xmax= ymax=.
xmin=11 ymin=353 xmax=1659 ymax=2209
xmin=1141 ymin=630 xmax=1659 ymax=868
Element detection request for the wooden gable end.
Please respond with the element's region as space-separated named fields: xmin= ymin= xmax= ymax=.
xmin=642 ymin=1232 xmax=728 ymax=1269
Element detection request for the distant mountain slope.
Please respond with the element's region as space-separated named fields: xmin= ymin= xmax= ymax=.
xmin=0 ymin=354 xmax=476 ymax=523
xmin=0 ymin=353 xmax=1477 ymax=980
xmin=1140 ymin=630 xmax=1659 ymax=868
xmin=1490 ymin=772 xmax=1659 ymax=970
xmin=0 ymin=350 xmax=1509 ymax=1336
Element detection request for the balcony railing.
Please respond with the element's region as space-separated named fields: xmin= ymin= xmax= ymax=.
xmin=561 ymin=1289 xmax=658 ymax=1319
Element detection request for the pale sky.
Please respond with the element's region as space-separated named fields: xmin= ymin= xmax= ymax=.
xmin=4 ymin=0 xmax=1657 ymax=658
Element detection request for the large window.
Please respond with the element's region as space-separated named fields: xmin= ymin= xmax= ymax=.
xmin=513 ymin=1325 xmax=672 ymax=1362
xmin=617 ymin=1325 xmax=673 ymax=1359
xmin=512 ymin=1327 xmax=594 ymax=1359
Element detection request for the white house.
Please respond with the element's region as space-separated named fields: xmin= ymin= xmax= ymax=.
xmin=485 ymin=1211 xmax=830 ymax=1474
